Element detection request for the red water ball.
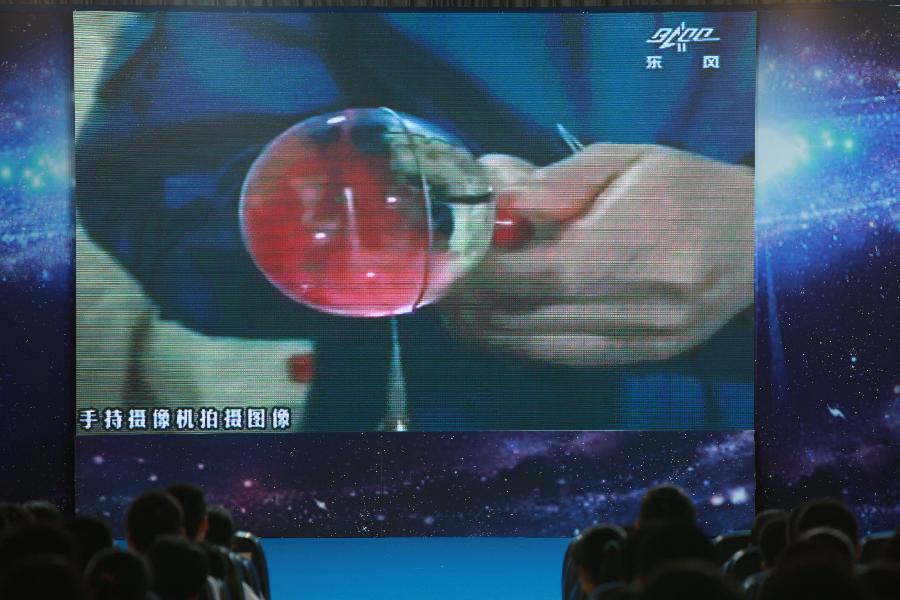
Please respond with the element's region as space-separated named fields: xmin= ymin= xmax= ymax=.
xmin=240 ymin=108 xmax=494 ymax=317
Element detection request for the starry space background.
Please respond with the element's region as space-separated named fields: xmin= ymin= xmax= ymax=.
xmin=755 ymin=7 xmax=900 ymax=533
xmin=0 ymin=12 xmax=74 ymax=510
xmin=1 ymin=6 xmax=898 ymax=539
xmin=75 ymin=431 xmax=755 ymax=538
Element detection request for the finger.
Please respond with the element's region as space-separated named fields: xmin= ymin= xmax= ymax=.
xmin=472 ymin=331 xmax=698 ymax=367
xmin=485 ymin=300 xmax=693 ymax=334
xmin=477 ymin=153 xmax=536 ymax=191
xmin=501 ymin=143 xmax=650 ymax=224
xmin=457 ymin=245 xmax=563 ymax=300
xmin=478 ymin=155 xmax=540 ymax=250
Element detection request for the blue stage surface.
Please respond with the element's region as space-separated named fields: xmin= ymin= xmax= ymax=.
xmin=263 ymin=537 xmax=570 ymax=600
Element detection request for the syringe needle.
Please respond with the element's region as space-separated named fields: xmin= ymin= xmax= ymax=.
xmin=556 ymin=123 xmax=585 ymax=154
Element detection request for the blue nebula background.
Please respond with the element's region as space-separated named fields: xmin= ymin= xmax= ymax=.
xmin=755 ymin=7 xmax=899 ymax=533
xmin=0 ymin=12 xmax=73 ymax=510
xmin=76 ymin=431 xmax=755 ymax=538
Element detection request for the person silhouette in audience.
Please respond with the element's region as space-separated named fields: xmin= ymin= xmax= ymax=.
xmin=84 ymin=548 xmax=151 ymax=600
xmin=627 ymin=521 xmax=718 ymax=583
xmin=0 ymin=502 xmax=34 ymax=533
xmin=126 ymin=490 xmax=185 ymax=554
xmin=562 ymin=485 xmax=701 ymax=600
xmin=0 ymin=554 xmax=86 ymax=600
xmin=793 ymin=499 xmax=861 ymax=559
xmin=23 ymin=500 xmax=65 ymax=525
xmin=205 ymin=503 xmax=264 ymax=595
xmin=126 ymin=489 xmax=227 ymax=599
xmin=0 ymin=518 xmax=84 ymax=600
xmin=0 ymin=520 xmax=79 ymax=567
xmin=148 ymin=535 xmax=209 ymax=600
xmin=883 ymin=528 xmax=900 ymax=565
xmin=165 ymin=484 xmax=262 ymax=600
xmin=639 ymin=559 xmax=742 ymax=600
xmin=758 ymin=559 xmax=866 ymax=600
xmin=742 ymin=513 xmax=788 ymax=598
xmin=205 ymin=505 xmax=235 ymax=550
xmin=635 ymin=485 xmax=697 ymax=529
xmin=570 ymin=524 xmax=628 ymax=599
xmin=67 ymin=516 xmax=115 ymax=572
xmin=855 ymin=561 xmax=900 ymax=600
xmin=749 ymin=510 xmax=786 ymax=555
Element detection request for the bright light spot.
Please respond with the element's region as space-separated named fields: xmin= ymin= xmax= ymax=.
xmin=243 ymin=479 xmax=254 ymax=488
xmin=197 ymin=463 xmax=205 ymax=470
xmin=757 ymin=127 xmax=809 ymax=185
xmin=1 ymin=166 xmax=11 ymax=179
xmin=148 ymin=474 xmax=158 ymax=482
xmin=326 ymin=115 xmax=347 ymax=125
xmin=821 ymin=130 xmax=832 ymax=140
xmin=395 ymin=419 xmax=407 ymax=432
xmin=851 ymin=356 xmax=858 ymax=363
xmin=843 ymin=139 xmax=854 ymax=150
xmin=710 ymin=494 xmax=725 ymax=507
xmin=366 ymin=271 xmax=376 ymax=279
xmin=92 ymin=455 xmax=104 ymax=465
xmin=31 ymin=176 xmax=43 ymax=189
xmin=728 ymin=487 xmax=749 ymax=504
xmin=14 ymin=120 xmax=23 ymax=130
xmin=314 ymin=232 xmax=327 ymax=240
xmin=825 ymin=138 xmax=835 ymax=148
xmin=23 ymin=168 xmax=32 ymax=178
xmin=893 ymin=385 xmax=900 ymax=395
xmin=386 ymin=196 xmax=398 ymax=204
xmin=814 ymin=68 xmax=823 ymax=79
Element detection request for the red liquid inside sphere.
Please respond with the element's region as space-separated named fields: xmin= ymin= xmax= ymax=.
xmin=241 ymin=111 xmax=432 ymax=317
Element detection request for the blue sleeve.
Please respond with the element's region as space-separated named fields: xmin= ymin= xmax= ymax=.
xmin=76 ymin=14 xmax=341 ymax=337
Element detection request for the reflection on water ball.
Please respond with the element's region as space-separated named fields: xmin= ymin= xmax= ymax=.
xmin=240 ymin=108 xmax=495 ymax=317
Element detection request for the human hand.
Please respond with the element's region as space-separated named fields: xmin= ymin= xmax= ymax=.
xmin=439 ymin=144 xmax=754 ymax=367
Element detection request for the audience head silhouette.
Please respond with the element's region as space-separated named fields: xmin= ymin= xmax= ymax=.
xmin=795 ymin=499 xmax=859 ymax=552
xmin=166 ymin=484 xmax=208 ymax=542
xmin=751 ymin=510 xmax=786 ymax=548
xmin=84 ymin=548 xmax=151 ymax=600
xmin=206 ymin=504 xmax=235 ymax=549
xmin=24 ymin=500 xmax=64 ymax=525
xmin=125 ymin=490 xmax=185 ymax=553
xmin=571 ymin=524 xmax=627 ymax=594
xmin=637 ymin=485 xmax=696 ymax=528
xmin=66 ymin=515 xmax=114 ymax=571
xmin=639 ymin=559 xmax=743 ymax=600
xmin=758 ymin=514 xmax=788 ymax=569
xmin=0 ymin=554 xmax=86 ymax=600
xmin=148 ymin=535 xmax=209 ymax=600
xmin=0 ymin=521 xmax=78 ymax=566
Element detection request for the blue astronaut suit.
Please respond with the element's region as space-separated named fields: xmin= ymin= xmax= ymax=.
xmin=77 ymin=12 xmax=756 ymax=431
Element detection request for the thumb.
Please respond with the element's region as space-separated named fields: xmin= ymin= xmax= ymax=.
xmin=477 ymin=153 xmax=536 ymax=191
xmin=501 ymin=143 xmax=650 ymax=224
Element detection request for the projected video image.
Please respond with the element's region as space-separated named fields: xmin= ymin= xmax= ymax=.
xmin=76 ymin=12 xmax=756 ymax=432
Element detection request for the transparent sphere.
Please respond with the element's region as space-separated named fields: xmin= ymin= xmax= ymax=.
xmin=240 ymin=108 xmax=495 ymax=317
